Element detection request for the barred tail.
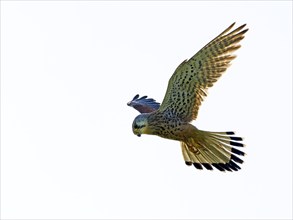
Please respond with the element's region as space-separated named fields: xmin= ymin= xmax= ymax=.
xmin=181 ymin=130 xmax=245 ymax=172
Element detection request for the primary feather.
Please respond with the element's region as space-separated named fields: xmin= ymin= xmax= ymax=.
xmin=127 ymin=94 xmax=160 ymax=113
xmin=159 ymin=23 xmax=248 ymax=121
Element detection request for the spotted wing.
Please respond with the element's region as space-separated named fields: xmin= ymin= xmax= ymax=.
xmin=159 ymin=23 xmax=248 ymax=122
xmin=127 ymin=94 xmax=160 ymax=113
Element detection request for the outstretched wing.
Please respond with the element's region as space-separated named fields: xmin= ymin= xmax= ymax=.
xmin=159 ymin=23 xmax=248 ymax=122
xmin=127 ymin=94 xmax=160 ymax=113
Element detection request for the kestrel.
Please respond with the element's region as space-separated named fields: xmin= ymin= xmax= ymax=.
xmin=127 ymin=23 xmax=248 ymax=172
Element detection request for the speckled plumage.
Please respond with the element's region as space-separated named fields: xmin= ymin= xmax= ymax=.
xmin=160 ymin=23 xmax=248 ymax=121
xmin=129 ymin=23 xmax=248 ymax=172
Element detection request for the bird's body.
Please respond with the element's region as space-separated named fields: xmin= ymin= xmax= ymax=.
xmin=128 ymin=23 xmax=248 ymax=172
xmin=133 ymin=111 xmax=188 ymax=141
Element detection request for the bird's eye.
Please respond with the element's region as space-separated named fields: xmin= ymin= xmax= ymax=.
xmin=134 ymin=123 xmax=145 ymax=129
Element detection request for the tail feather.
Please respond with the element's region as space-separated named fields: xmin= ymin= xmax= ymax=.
xmin=181 ymin=130 xmax=245 ymax=172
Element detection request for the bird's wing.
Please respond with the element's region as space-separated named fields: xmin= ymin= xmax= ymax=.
xmin=127 ymin=94 xmax=160 ymax=113
xmin=159 ymin=23 xmax=248 ymax=122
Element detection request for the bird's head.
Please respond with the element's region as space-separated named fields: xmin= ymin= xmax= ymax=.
xmin=132 ymin=114 xmax=149 ymax=137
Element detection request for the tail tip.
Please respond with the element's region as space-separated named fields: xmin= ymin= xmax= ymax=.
xmin=226 ymin=131 xmax=235 ymax=135
xmin=185 ymin=161 xmax=193 ymax=166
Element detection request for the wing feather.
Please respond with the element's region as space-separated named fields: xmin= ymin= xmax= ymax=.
xmin=159 ymin=23 xmax=248 ymax=122
xmin=127 ymin=94 xmax=160 ymax=113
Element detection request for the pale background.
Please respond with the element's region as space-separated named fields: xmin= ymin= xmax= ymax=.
xmin=1 ymin=1 xmax=292 ymax=219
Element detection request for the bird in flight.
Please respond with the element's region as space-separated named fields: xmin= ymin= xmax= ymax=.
xmin=127 ymin=23 xmax=248 ymax=172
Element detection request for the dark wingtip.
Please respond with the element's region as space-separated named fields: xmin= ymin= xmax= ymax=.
xmin=241 ymin=28 xmax=249 ymax=35
xmin=230 ymin=136 xmax=243 ymax=141
xmin=127 ymin=94 xmax=139 ymax=106
xmin=132 ymin=94 xmax=139 ymax=101
xmin=139 ymin=95 xmax=148 ymax=100
xmin=230 ymin=141 xmax=244 ymax=147
xmin=193 ymin=163 xmax=203 ymax=170
xmin=231 ymin=154 xmax=244 ymax=164
xmin=228 ymin=160 xmax=241 ymax=170
xmin=212 ymin=163 xmax=226 ymax=172
xmin=202 ymin=163 xmax=213 ymax=170
xmin=191 ymin=161 xmax=243 ymax=172
xmin=231 ymin=147 xmax=245 ymax=156
xmin=185 ymin=161 xmax=192 ymax=166
xmin=226 ymin=131 xmax=235 ymax=135
xmin=219 ymin=163 xmax=233 ymax=172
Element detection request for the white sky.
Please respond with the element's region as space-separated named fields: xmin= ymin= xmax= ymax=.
xmin=1 ymin=1 xmax=292 ymax=219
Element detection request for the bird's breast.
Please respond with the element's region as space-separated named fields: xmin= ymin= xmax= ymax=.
xmin=150 ymin=120 xmax=187 ymax=141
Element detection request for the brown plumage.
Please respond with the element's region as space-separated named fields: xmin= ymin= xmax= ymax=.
xmin=131 ymin=23 xmax=248 ymax=171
